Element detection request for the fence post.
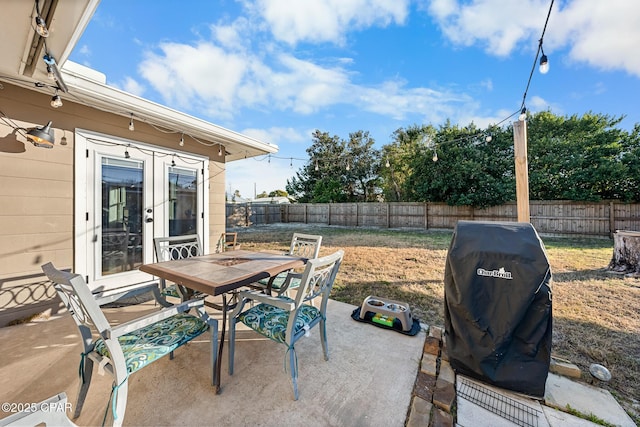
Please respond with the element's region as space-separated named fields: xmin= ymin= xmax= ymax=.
xmin=328 ymin=204 xmax=331 ymax=226
xmin=425 ymin=202 xmax=429 ymax=230
xmin=355 ymin=203 xmax=359 ymax=227
xmin=610 ymin=201 xmax=615 ymax=238
xmin=387 ymin=203 xmax=391 ymax=228
xmin=304 ymin=204 xmax=308 ymax=224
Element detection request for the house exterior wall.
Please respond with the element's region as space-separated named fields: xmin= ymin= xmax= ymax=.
xmin=0 ymin=82 xmax=226 ymax=326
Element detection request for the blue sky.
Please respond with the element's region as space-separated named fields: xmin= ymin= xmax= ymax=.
xmin=69 ymin=0 xmax=640 ymax=199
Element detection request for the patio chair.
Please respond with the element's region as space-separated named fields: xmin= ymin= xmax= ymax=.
xmin=251 ymin=233 xmax=322 ymax=296
xmin=228 ymin=249 xmax=344 ymax=400
xmin=216 ymin=232 xmax=240 ymax=252
xmin=0 ymin=392 xmax=76 ymax=426
xmin=42 ymin=262 xmax=218 ymax=427
xmin=153 ymin=234 xmax=203 ymax=302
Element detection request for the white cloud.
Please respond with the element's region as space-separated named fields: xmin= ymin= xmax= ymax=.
xmin=116 ymin=76 xmax=145 ymax=97
xmin=426 ymin=0 xmax=640 ymax=76
xmin=550 ymin=0 xmax=640 ymax=77
xmin=427 ymin=0 xmax=550 ymax=56
xmin=253 ymin=0 xmax=410 ymax=45
xmin=240 ymin=126 xmax=308 ymax=146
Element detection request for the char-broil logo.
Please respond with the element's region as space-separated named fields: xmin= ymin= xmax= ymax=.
xmin=476 ymin=267 xmax=513 ymax=280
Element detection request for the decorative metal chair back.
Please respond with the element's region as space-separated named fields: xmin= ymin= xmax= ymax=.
xmin=154 ymin=234 xmax=202 ymax=262
xmin=289 ymin=233 xmax=322 ymax=259
xmin=45 ymin=264 xmax=111 ymax=352
xmin=291 ymin=249 xmax=343 ymax=316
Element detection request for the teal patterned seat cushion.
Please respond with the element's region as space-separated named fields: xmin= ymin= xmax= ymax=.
xmin=239 ymin=297 xmax=321 ymax=344
xmin=257 ymin=273 xmax=301 ymax=291
xmin=161 ymin=284 xmax=181 ymax=298
xmin=94 ymin=313 xmax=208 ymax=374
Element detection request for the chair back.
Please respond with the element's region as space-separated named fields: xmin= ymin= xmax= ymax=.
xmin=154 ymin=234 xmax=202 ymax=262
xmin=294 ymin=250 xmax=344 ymax=309
xmin=289 ymin=233 xmax=322 ymax=259
xmin=42 ymin=262 xmax=110 ymax=353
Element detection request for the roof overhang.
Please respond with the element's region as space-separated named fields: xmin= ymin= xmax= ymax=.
xmin=0 ymin=0 xmax=277 ymax=160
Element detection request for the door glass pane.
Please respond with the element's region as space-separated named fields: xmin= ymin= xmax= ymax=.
xmin=101 ymin=157 xmax=143 ymax=275
xmin=168 ymin=166 xmax=197 ymax=236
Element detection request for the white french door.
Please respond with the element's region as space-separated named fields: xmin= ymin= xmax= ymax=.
xmin=75 ymin=130 xmax=208 ymax=294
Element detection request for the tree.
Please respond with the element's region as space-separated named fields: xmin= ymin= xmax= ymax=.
xmin=527 ymin=111 xmax=629 ymax=201
xmin=286 ymin=129 xmax=381 ymax=202
xmin=268 ymin=189 xmax=289 ymax=197
xmin=382 ymin=121 xmax=514 ymax=208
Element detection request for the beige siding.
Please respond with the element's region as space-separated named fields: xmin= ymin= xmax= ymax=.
xmin=0 ymin=82 xmax=229 ymax=326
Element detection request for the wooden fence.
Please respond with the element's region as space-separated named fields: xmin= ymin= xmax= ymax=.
xmin=226 ymin=201 xmax=640 ymax=237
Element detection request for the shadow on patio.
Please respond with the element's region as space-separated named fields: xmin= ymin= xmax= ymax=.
xmin=0 ymin=299 xmax=425 ymax=426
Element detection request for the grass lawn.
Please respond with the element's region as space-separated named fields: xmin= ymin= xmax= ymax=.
xmin=234 ymin=224 xmax=640 ymax=422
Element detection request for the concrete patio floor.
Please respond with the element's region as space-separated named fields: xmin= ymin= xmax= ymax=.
xmin=0 ymin=298 xmax=425 ymax=426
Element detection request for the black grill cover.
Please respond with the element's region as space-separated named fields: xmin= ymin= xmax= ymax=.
xmin=444 ymin=221 xmax=552 ymax=397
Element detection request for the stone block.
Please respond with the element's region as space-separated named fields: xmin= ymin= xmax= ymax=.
xmin=438 ymin=360 xmax=455 ymax=384
xmin=430 ymin=407 xmax=453 ymax=427
xmin=421 ymin=353 xmax=438 ymax=377
xmin=429 ymin=325 xmax=443 ymax=340
xmin=549 ymin=358 xmax=582 ymax=379
xmin=407 ymin=396 xmax=432 ymax=427
xmin=423 ymin=336 xmax=441 ymax=356
xmin=433 ymin=378 xmax=456 ymax=413
xmin=414 ymin=371 xmax=436 ymax=402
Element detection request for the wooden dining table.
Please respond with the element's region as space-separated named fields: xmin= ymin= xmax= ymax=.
xmin=139 ymin=249 xmax=307 ymax=393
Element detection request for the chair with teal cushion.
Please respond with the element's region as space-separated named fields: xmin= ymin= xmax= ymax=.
xmin=42 ymin=262 xmax=218 ymax=427
xmin=228 ymin=250 xmax=344 ymax=400
xmin=153 ymin=234 xmax=203 ymax=302
xmin=252 ymin=233 xmax=322 ymax=296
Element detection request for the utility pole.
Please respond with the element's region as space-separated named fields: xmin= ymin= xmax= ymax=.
xmin=513 ymin=120 xmax=530 ymax=222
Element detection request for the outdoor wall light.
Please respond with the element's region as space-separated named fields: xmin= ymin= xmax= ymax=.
xmin=25 ymin=121 xmax=55 ymax=148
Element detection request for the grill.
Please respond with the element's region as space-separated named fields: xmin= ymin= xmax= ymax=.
xmin=444 ymin=221 xmax=553 ymax=398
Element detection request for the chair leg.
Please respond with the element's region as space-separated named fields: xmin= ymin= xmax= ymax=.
xmin=111 ymin=379 xmax=128 ymax=427
xmin=289 ymin=347 xmax=299 ymax=401
xmin=228 ymin=317 xmax=236 ymax=375
xmin=320 ymin=319 xmax=329 ymax=361
xmin=73 ymin=357 xmax=94 ymax=419
xmin=210 ymin=323 xmax=218 ymax=387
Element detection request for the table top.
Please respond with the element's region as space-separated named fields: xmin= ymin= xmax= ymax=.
xmin=139 ymin=250 xmax=307 ymax=296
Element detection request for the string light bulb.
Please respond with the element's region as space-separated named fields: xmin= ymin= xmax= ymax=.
xmin=50 ymin=91 xmax=63 ymax=108
xmin=485 ymin=134 xmax=493 ymax=142
xmin=432 ymin=151 xmax=438 ymax=162
xmin=35 ymin=15 xmax=49 ymax=38
xmin=124 ymin=145 xmax=130 ymax=159
xmin=171 ymin=156 xmax=176 ymax=167
xmin=519 ymin=107 xmax=527 ymax=121
xmin=315 ymin=160 xmax=319 ymax=171
xmin=128 ymin=114 xmax=135 ymax=131
xmin=539 ymin=46 xmax=549 ymax=74
xmin=345 ymin=162 xmax=350 ymax=171
xmin=385 ymin=157 xmax=390 ymax=168
xmin=179 ymin=133 xmax=184 ymax=147
xmin=218 ymin=145 xmax=223 ymax=156
xmin=46 ymin=65 xmax=56 ymax=81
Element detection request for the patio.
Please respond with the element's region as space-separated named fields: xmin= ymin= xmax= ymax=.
xmin=0 ymin=298 xmax=424 ymax=426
